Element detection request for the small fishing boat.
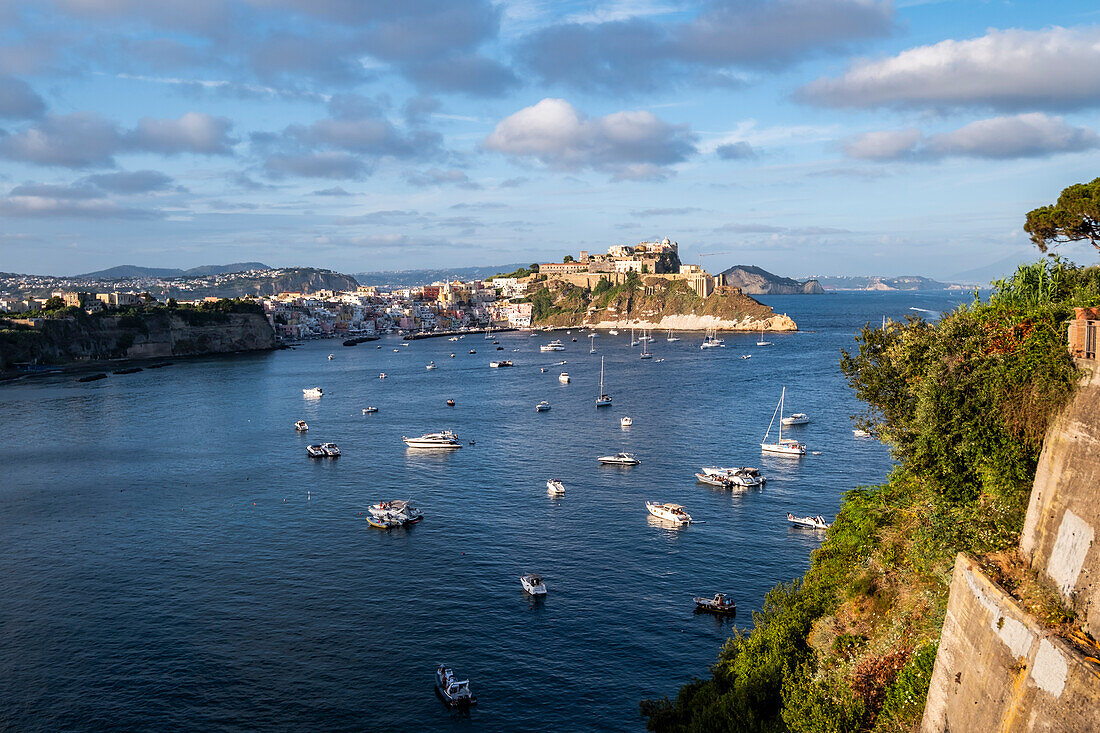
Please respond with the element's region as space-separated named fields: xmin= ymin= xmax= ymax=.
xmin=693 ymin=593 xmax=736 ymax=615
xmin=321 ymin=442 xmax=341 ymax=457
xmin=306 ymin=444 xmax=326 ymax=458
xmin=403 ymin=431 xmax=462 ymax=449
xmin=781 ymin=413 xmax=810 ymax=426
xmin=546 ymin=479 xmax=565 ymax=495
xmin=520 ymin=573 xmax=547 ymax=595
xmin=295 ymin=420 xmax=309 ymax=432
xmin=787 ymin=512 xmax=830 ymax=530
xmin=646 ymin=501 xmax=692 ymax=524
xmin=620 ymin=416 xmax=632 ymax=427
xmin=446 ymin=399 xmax=455 ymax=407
xmin=536 ymin=400 xmax=551 ymax=412
xmin=558 ymin=372 xmax=570 ymax=384
xmin=363 ymin=407 xmax=378 ymax=414
xmin=303 ymin=386 xmax=323 ymax=398
xmin=598 ymin=452 xmax=640 ymax=465
xmin=435 ymin=665 xmax=477 ymax=708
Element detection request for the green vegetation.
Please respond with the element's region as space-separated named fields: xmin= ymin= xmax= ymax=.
xmin=1025 ymin=177 xmax=1100 ymax=253
xmin=490 ymin=265 xmax=538 ymax=280
xmin=643 ymin=259 xmax=1092 ymax=732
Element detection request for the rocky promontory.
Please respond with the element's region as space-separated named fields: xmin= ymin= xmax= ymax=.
xmin=720 ymin=265 xmax=825 ymax=294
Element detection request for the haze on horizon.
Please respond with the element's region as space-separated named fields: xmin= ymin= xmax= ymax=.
xmin=0 ymin=0 xmax=1098 ymax=280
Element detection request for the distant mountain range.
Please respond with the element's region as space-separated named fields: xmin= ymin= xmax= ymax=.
xmin=721 ymin=265 xmax=825 ymax=295
xmin=808 ymin=275 xmax=954 ymax=291
xmin=353 ymin=264 xmax=525 ymax=288
xmin=76 ymin=262 xmax=271 ymax=279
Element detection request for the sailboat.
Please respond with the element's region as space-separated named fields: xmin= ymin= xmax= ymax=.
xmin=596 ymin=356 xmax=612 ymax=406
xmin=484 ymin=322 xmax=493 ymax=339
xmin=756 ymin=325 xmax=771 ymax=347
xmin=761 ymin=387 xmax=806 ymax=456
xmin=630 ymin=325 xmax=638 ymax=347
xmin=700 ymin=328 xmax=724 ymax=349
xmin=666 ymin=329 xmax=680 ymax=342
xmin=640 ymin=328 xmax=653 ymax=359
xmin=589 ymin=333 xmax=596 ymax=354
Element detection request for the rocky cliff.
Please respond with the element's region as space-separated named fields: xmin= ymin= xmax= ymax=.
xmin=720 ymin=265 xmax=825 ymax=294
xmin=0 ymin=310 xmax=275 ymax=368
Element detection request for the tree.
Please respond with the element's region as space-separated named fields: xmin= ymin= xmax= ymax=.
xmin=43 ymin=296 xmax=65 ymax=310
xmin=529 ymin=263 xmax=540 ymax=273
xmin=563 ymin=255 xmax=575 ymax=263
xmin=1025 ymin=177 xmax=1100 ymax=253
xmin=166 ymin=298 xmax=178 ymax=308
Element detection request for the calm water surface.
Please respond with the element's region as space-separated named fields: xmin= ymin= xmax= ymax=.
xmin=0 ymin=291 xmax=970 ymax=731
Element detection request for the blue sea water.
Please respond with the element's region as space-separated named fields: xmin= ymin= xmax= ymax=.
xmin=0 ymin=291 xmax=972 ymax=731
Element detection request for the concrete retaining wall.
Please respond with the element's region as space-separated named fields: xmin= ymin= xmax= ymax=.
xmin=921 ymin=554 xmax=1099 ymax=732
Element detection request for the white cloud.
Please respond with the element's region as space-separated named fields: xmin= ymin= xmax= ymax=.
xmin=799 ymin=26 xmax=1100 ymax=111
xmin=844 ymin=114 xmax=1100 ymax=161
xmin=483 ymin=97 xmax=696 ymax=179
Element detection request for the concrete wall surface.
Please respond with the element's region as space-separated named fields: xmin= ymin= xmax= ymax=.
xmin=922 ymin=554 xmax=1100 ymax=732
xmin=1021 ymin=361 xmax=1100 ymax=637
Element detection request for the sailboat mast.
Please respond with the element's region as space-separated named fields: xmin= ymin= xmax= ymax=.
xmin=778 ymin=387 xmax=785 ymax=443
xmin=764 ymin=388 xmax=783 ymax=442
xmin=599 ymin=356 xmax=604 ymax=395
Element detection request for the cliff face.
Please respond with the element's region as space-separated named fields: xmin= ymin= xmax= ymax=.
xmin=0 ymin=311 xmax=275 ymax=368
xmin=720 ymin=265 xmax=825 ymax=294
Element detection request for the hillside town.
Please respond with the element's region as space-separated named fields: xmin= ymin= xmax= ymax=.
xmin=1 ymin=239 xmax=729 ymax=340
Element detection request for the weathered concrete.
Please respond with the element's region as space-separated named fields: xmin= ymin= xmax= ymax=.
xmin=1021 ymin=360 xmax=1100 ymax=637
xmin=921 ymin=554 xmax=1100 ymax=732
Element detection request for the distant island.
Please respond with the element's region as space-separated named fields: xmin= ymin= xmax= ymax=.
xmin=720 ymin=265 xmax=826 ymax=294
xmin=808 ymin=274 xmax=956 ymax=291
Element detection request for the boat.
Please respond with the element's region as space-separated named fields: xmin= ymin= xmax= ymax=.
xmin=369 ymin=499 xmax=423 ymax=526
xmin=666 ymin=329 xmax=680 ymax=342
xmin=787 ymin=512 xmax=830 ymax=530
xmin=403 ymin=431 xmax=462 ymax=449
xmin=741 ymin=354 xmax=752 ymax=359
xmin=639 ymin=330 xmax=653 ymax=359
xmin=450 ymin=353 xmax=455 ymax=358
xmin=646 ymin=501 xmax=692 ymax=524
xmin=379 ymin=373 xmax=387 ymax=379
xmin=598 ymin=452 xmax=639 ymax=465
xmin=630 ymin=325 xmax=638 ymax=347
xmin=366 ymin=515 xmax=402 ymax=529
xmin=781 ymin=412 xmax=810 ymax=426
xmin=306 ymin=444 xmax=326 ymax=458
xmin=546 ymin=479 xmax=565 ymax=495
xmin=756 ymin=325 xmax=771 ymax=347
xmin=394 ymin=348 xmax=400 ymax=352
xmin=426 ymin=361 xmax=437 ymax=370
xmin=447 ymin=399 xmax=456 ymax=407
xmin=540 ymin=339 xmax=566 ymax=352
xmin=761 ymin=387 xmax=806 ymax=456
xmin=540 ymin=367 xmax=547 ymax=373
xmin=363 ymin=407 xmax=378 ymax=414
xmin=695 ymin=471 xmax=729 ymax=486
xmin=469 ymin=349 xmax=477 ymax=354
xmin=401 ymin=342 xmax=410 ymax=346
xmin=609 ymin=329 xmax=619 ymax=335
xmin=700 ymin=328 xmax=724 ymax=349
xmin=620 ymin=416 xmax=632 ymax=428
xmin=295 ymin=420 xmax=309 ymax=432
xmin=693 ymin=593 xmax=737 ymax=614
xmin=589 ymin=333 xmax=596 ymax=354
xmin=558 ymin=372 xmax=570 ymax=384
xmin=448 ymin=336 xmax=459 ymax=341
xmin=536 ymin=400 xmax=551 ymax=412
xmin=490 ymin=360 xmax=513 ymax=368
xmin=321 ymin=442 xmax=341 ymax=457
xmin=303 ymin=386 xmax=323 ymax=398
xmin=328 ymin=353 xmax=334 ymax=360
xmin=484 ymin=324 xmax=494 ymax=339
xmin=595 ymin=356 xmax=612 ymax=406
xmin=435 ymin=665 xmax=477 ymax=708
xmin=701 ymin=466 xmax=766 ymax=487
xmin=520 ymin=573 xmax=547 ymax=595
xmin=853 ymin=428 xmax=871 ymax=437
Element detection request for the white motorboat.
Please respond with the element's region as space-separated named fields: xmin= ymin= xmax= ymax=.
xmin=701 ymin=466 xmax=766 ymax=487
xmin=781 ymin=413 xmax=810 ymax=426
xmin=363 ymin=406 xmax=378 ymax=414
xmin=403 ymin=431 xmax=462 ymax=449
xmin=693 ymin=593 xmax=736 ymax=614
xmin=448 ymin=336 xmax=459 ymax=341
xmin=379 ymin=372 xmax=387 ymax=379
xmin=436 ymin=665 xmax=477 ymax=707
xmin=294 ymin=420 xmax=309 ymax=432
xmin=520 ymin=573 xmax=547 ymax=595
xmin=608 ymin=329 xmax=619 ymax=335
xmin=490 ymin=360 xmax=513 ymax=368
xmin=540 ymin=340 xmax=566 ymax=352
xmin=595 ymin=356 xmax=612 ymax=406
xmin=401 ymin=342 xmax=410 ymax=346
xmin=695 ymin=471 xmax=729 ymax=487
xmin=546 ymin=479 xmax=565 ymax=495
xmin=620 ymin=416 xmax=632 ymax=428
xmin=394 ymin=348 xmax=400 ymax=352
xmin=787 ymin=512 xmax=830 ymax=530
xmin=761 ymin=387 xmax=806 ymax=456
xmin=368 ymin=499 xmax=423 ymax=526
xmin=598 ymin=452 xmax=639 ymax=465
xmin=646 ymin=501 xmax=692 ymax=524
xmin=700 ymin=328 xmax=724 ymax=349
xmin=741 ymin=354 xmax=752 ymax=359
xmin=558 ymin=372 xmax=570 ymax=384
xmin=536 ymin=400 xmax=552 ymax=412
xmin=306 ymin=444 xmax=326 ymax=457
xmin=853 ymin=428 xmax=871 ymax=437
xmin=426 ymin=361 xmax=437 ymax=370
xmin=328 ymin=353 xmax=334 ymax=360
xmin=756 ymin=325 xmax=771 ymax=347
xmin=302 ymin=386 xmax=323 ymax=398
xmin=666 ymin=329 xmax=680 ymax=342
xmin=321 ymin=442 xmax=341 ymax=457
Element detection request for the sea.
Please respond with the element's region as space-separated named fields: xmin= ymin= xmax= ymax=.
xmin=0 ymin=290 xmax=973 ymax=732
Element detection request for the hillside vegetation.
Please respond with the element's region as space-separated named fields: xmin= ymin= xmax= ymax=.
xmin=642 ymin=260 xmax=1093 ymax=732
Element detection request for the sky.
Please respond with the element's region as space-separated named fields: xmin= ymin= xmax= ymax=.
xmin=0 ymin=0 xmax=1099 ymax=279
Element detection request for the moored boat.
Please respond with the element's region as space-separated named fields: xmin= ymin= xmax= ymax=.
xmin=363 ymin=406 xmax=378 ymax=413
xmin=520 ymin=573 xmax=547 ymax=595
xmin=558 ymin=372 xmax=570 ymax=384
xmin=781 ymin=412 xmax=810 ymax=426
xmin=646 ymin=501 xmax=692 ymax=524
xmin=536 ymin=400 xmax=551 ymax=412
xmin=295 ymin=420 xmax=309 ymax=432
xmin=693 ymin=593 xmax=736 ymax=614
xmin=435 ymin=665 xmax=477 ymax=708
xmin=787 ymin=512 xmax=830 ymax=529
xmin=302 ymin=386 xmax=323 ymax=398
xmin=595 ymin=356 xmax=612 ymax=406
xmin=306 ymin=444 xmax=326 ymax=457
xmin=546 ymin=479 xmax=565 ymax=495
xmin=369 ymin=499 xmax=422 ymax=526
xmin=403 ymin=430 xmax=462 ymax=449
xmin=540 ymin=339 xmax=566 ymax=352
xmin=761 ymin=387 xmax=806 ymax=455
xmin=599 ymin=452 xmax=639 ymax=465
xmin=447 ymin=399 xmax=455 ymax=407
xmin=490 ymin=360 xmax=513 ymax=368
xmin=620 ymin=416 xmax=632 ymax=427
xmin=321 ymin=442 xmax=341 ymax=457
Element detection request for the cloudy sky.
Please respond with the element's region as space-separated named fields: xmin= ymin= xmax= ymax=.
xmin=1 ymin=0 xmax=1098 ymax=278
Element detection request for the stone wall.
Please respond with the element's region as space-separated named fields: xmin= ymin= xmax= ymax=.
xmin=921 ymin=555 xmax=1099 ymax=732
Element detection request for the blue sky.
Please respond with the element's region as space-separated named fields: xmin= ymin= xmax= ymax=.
xmin=0 ymin=0 xmax=1098 ymax=278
